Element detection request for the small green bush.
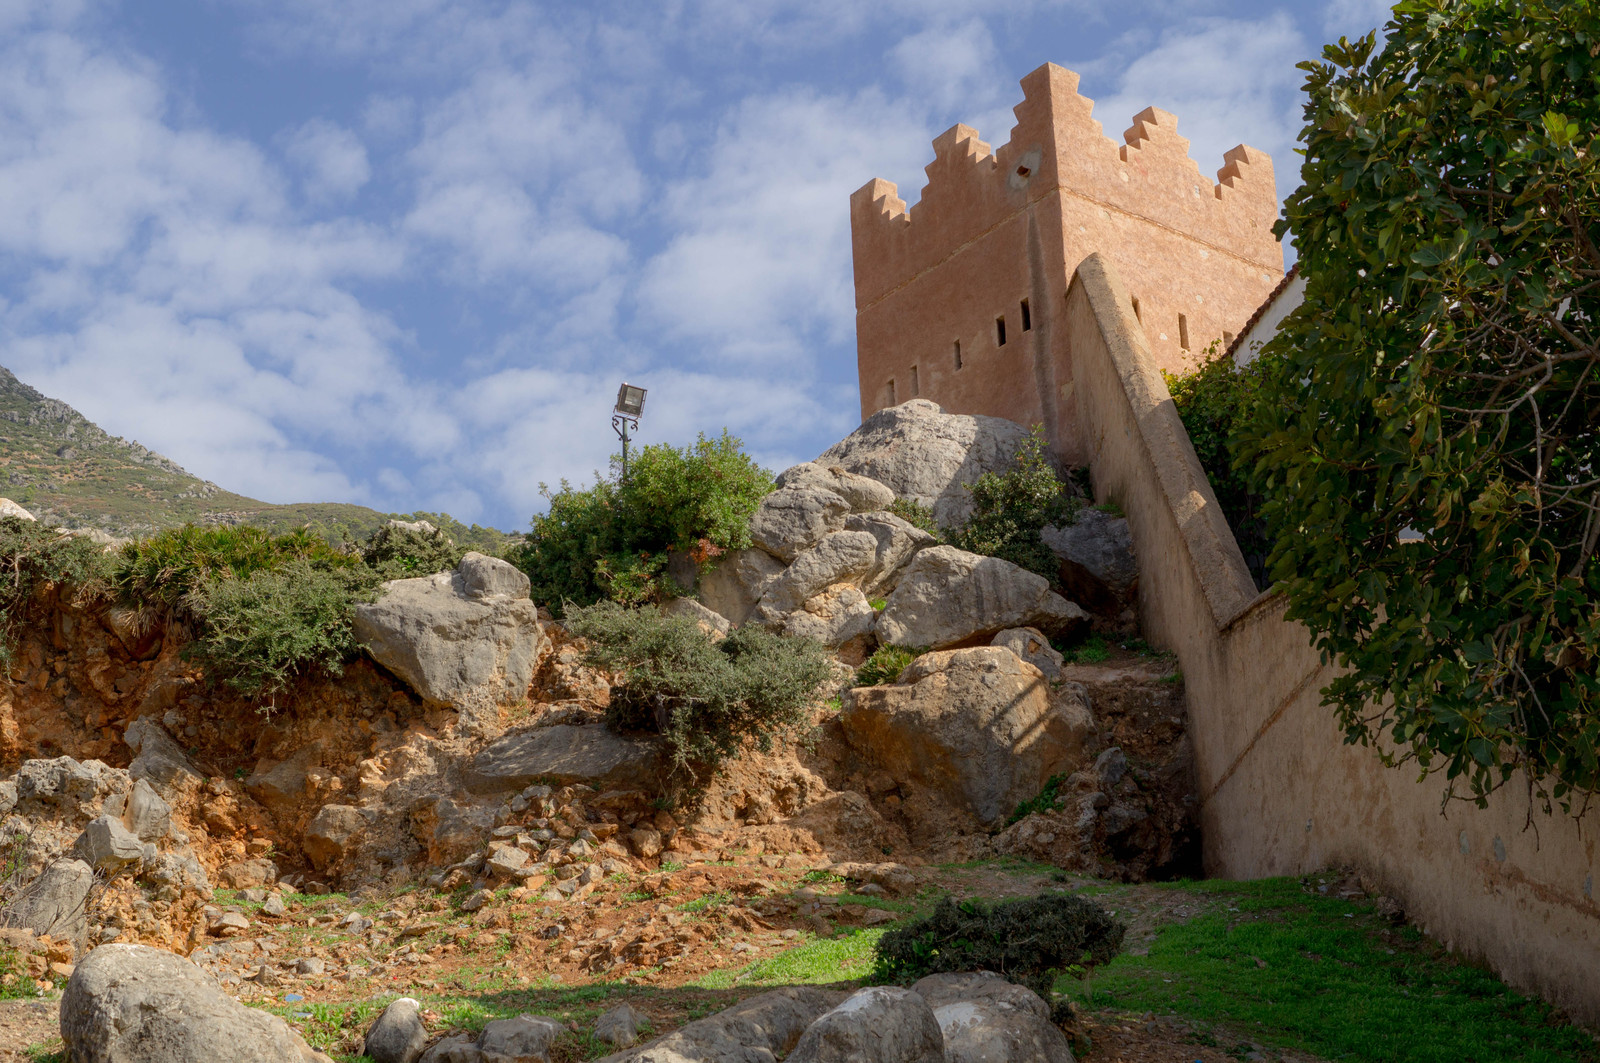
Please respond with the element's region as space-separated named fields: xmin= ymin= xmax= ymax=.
xmin=565 ymin=600 xmax=831 ymax=785
xmin=889 ymin=498 xmax=943 ymax=539
xmin=186 ymin=559 xmax=382 ymax=700
xmin=1007 ymin=773 xmax=1069 ymax=826
xmin=871 ymin=893 xmax=1126 ymax=1007
xmin=516 ymin=432 xmax=773 ymax=614
xmin=112 ymin=524 xmax=354 ymax=610
xmin=951 ymin=426 xmax=1078 ymax=584
xmin=855 ymin=645 xmax=919 ymax=687
xmin=0 ymin=517 xmax=114 ymax=669
xmin=361 ymin=521 xmax=464 ymax=579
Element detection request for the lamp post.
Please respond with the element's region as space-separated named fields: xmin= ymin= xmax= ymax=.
xmin=612 ymin=382 xmax=647 ymax=481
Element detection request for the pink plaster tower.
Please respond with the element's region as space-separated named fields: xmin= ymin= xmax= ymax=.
xmin=849 ymin=63 xmax=1284 ymax=460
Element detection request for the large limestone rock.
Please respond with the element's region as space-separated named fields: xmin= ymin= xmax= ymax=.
xmin=0 ymin=497 xmax=35 ymax=520
xmin=698 ymin=548 xmax=786 ymax=627
xmin=597 ymin=987 xmax=846 ymax=1062
xmin=124 ymin=717 xmax=203 ymax=793
xmin=662 ymin=597 xmax=730 ymax=637
xmin=912 ymin=973 xmax=1076 ymax=1063
xmin=121 ymin=777 xmax=171 ymax=841
xmin=72 ymin=815 xmax=145 ymax=875
xmin=781 ymin=586 xmax=877 ymax=649
xmin=365 ymin=997 xmax=429 ymax=1063
xmin=60 ymin=944 xmax=332 ymax=1062
xmin=839 ymin=648 xmax=1094 ymax=827
xmin=478 ymin=1014 xmax=564 ymax=1062
xmin=1 ymin=858 xmax=93 ymax=949
xmin=465 ymin=724 xmax=662 ymax=794
xmin=877 ymin=546 xmax=1088 ymax=649
xmin=303 ymin=804 xmax=369 ymax=872
xmin=751 ymin=531 xmax=878 ymax=623
xmin=787 ymin=986 xmax=945 ymax=1063
xmin=747 ymin=486 xmax=851 ymax=562
xmin=354 ymin=553 xmax=545 ymax=712
xmin=775 ymin=463 xmax=896 ymax=513
xmin=817 ymin=400 xmax=1033 ymax=528
xmin=991 ymin=627 xmax=1064 ymax=680
xmin=1043 ymin=508 xmax=1138 ymax=615
xmin=845 ymin=512 xmax=939 ymax=598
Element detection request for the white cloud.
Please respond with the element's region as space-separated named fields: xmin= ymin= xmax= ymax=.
xmin=1075 ymin=14 xmax=1310 ymax=204
xmin=1321 ymin=0 xmax=1395 ymax=37
xmin=281 ymin=119 xmax=371 ymax=203
xmin=889 ymin=18 xmax=1004 ymax=115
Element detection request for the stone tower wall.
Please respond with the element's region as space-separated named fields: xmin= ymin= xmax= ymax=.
xmin=850 ymin=63 xmax=1285 ymax=454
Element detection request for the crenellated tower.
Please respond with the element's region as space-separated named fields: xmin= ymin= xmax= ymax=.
xmin=850 ymin=63 xmax=1284 ymax=457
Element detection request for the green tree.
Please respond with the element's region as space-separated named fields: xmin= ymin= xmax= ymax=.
xmin=1241 ymin=0 xmax=1600 ymax=807
xmin=951 ymin=425 xmax=1078 ymax=583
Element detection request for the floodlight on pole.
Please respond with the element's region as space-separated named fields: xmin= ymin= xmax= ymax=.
xmin=612 ymin=382 xmax=647 ymax=480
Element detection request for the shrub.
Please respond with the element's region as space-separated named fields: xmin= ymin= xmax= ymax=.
xmin=186 ymin=559 xmax=382 ymax=701
xmin=1164 ymin=342 xmax=1273 ymax=589
xmin=361 ymin=521 xmax=464 ymax=579
xmin=516 ymin=432 xmax=773 ymax=615
xmin=1240 ymin=1 xmax=1600 ymax=807
xmin=0 ymin=517 xmax=113 ymax=669
xmin=889 ymin=498 xmax=943 ymax=539
xmin=855 ymin=645 xmax=918 ymax=687
xmin=871 ymin=893 xmax=1126 ymax=1007
xmin=1007 ymin=773 xmax=1069 ymax=826
xmin=951 ymin=426 xmax=1078 ymax=584
xmin=112 ymin=524 xmax=353 ymax=610
xmin=565 ymin=600 xmax=831 ymax=786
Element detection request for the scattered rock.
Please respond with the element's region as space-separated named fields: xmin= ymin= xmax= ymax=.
xmin=60 ymin=944 xmax=331 ymax=1062
xmin=465 ymin=724 xmax=662 ymax=795
xmin=303 ymin=804 xmax=368 ymax=872
xmin=748 ymin=486 xmax=851 ymax=563
xmin=878 ymin=546 xmax=1088 ymax=649
xmin=365 ymin=997 xmax=430 ymax=1063
xmin=477 ymin=1014 xmax=564 ymax=1063
xmin=816 ymin=399 xmax=1033 ymax=529
xmin=460 ymin=889 xmax=493 ymax=912
xmin=487 ymin=846 xmax=531 ymax=880
xmin=296 ymin=957 xmax=325 ymax=976
xmin=71 ymin=815 xmax=144 ymax=875
xmin=599 ymin=987 xmax=846 ymax=1063
xmin=419 ymin=1034 xmax=482 ymax=1063
xmin=662 ymin=597 xmax=731 ymax=637
xmin=839 ymin=648 xmax=1094 ymax=827
xmin=594 ymin=1003 xmax=648 ymax=1048
xmin=354 ymin=557 xmax=546 ymax=713
xmin=121 ymin=777 xmax=171 ymax=841
xmin=124 ymin=716 xmax=204 ymax=793
xmin=0 ymin=858 xmax=93 ymax=950
xmin=219 ymin=858 xmax=278 ymax=889
xmin=627 ymin=828 xmax=664 ymax=859
xmin=262 ymin=893 xmax=287 ymax=917
xmin=991 ymin=627 xmax=1064 ymax=680
xmin=775 ymin=463 xmax=896 ymax=513
xmin=787 ymin=986 xmax=945 ymax=1063
xmin=697 ymin=548 xmax=786 ymax=627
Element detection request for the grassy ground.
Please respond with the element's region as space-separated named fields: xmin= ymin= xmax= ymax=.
xmin=16 ymin=870 xmax=1600 ymax=1063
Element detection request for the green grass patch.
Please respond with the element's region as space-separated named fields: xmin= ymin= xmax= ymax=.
xmin=1007 ymin=772 xmax=1069 ymax=826
xmin=677 ymin=891 xmax=733 ymax=914
xmin=1065 ymin=878 xmax=1600 ymax=1063
xmin=696 ymin=928 xmax=886 ymax=990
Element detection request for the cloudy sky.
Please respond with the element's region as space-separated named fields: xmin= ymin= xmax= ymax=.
xmin=0 ymin=0 xmax=1394 ymax=530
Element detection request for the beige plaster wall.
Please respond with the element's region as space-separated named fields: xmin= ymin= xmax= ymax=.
xmin=1064 ymin=252 xmax=1600 ymax=1026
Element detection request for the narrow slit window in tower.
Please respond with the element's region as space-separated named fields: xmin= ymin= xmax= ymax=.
xmin=953 ymin=340 xmax=963 ymax=370
xmin=1020 ymin=298 xmax=1032 ymax=332
xmin=1223 ymin=331 xmax=1235 ymax=348
xmin=886 ymin=378 xmax=896 ymax=406
xmin=909 ymin=365 xmax=920 ymax=397
xmin=1178 ymin=313 xmax=1190 ymax=350
xmin=996 ymin=316 xmax=1008 ymax=347
xmin=1131 ymin=296 xmax=1142 ymax=321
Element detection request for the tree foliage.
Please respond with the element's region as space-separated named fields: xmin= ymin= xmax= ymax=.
xmin=515 ymin=431 xmax=774 ymax=613
xmin=0 ymin=517 xmax=113 ymax=669
xmin=1241 ymin=0 xmax=1600 ymax=807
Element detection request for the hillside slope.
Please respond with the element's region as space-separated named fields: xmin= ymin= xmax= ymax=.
xmin=0 ymin=365 xmax=510 ymax=549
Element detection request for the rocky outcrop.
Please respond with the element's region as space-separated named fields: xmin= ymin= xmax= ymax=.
xmin=124 ymin=717 xmax=203 ymax=793
xmin=303 ymin=804 xmax=369 ymax=872
xmin=354 ymin=553 xmax=546 ymax=717
xmin=747 ymin=486 xmax=852 ymax=562
xmin=845 ymin=512 xmax=938 ymax=598
xmin=1043 ymin=508 xmax=1138 ymax=622
xmin=837 ymin=648 xmax=1094 ymax=828
xmin=991 ymin=627 xmax=1064 ymax=680
xmin=60 ymin=944 xmax=332 ymax=1062
xmin=1 ymin=857 xmax=94 ymax=948
xmin=465 ymin=724 xmax=663 ymax=794
xmin=780 ymin=586 xmax=877 ymax=651
xmin=816 ymin=400 xmax=1033 ymax=528
xmin=72 ymin=814 xmax=145 ymax=875
xmin=775 ymin=463 xmax=896 ymax=513
xmin=876 ymin=546 xmax=1088 ymax=649
xmin=752 ymin=532 xmax=879 ymax=623
xmin=912 ymin=973 xmax=1075 ymax=1063
xmin=788 ymin=986 xmax=945 ymax=1063
xmin=697 ymin=548 xmax=786 ymax=626
xmin=598 ymin=986 xmax=847 ymax=1062
xmin=661 ymin=597 xmax=731 ymax=637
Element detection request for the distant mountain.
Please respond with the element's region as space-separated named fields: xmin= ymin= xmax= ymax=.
xmin=0 ymin=365 xmax=514 ymax=550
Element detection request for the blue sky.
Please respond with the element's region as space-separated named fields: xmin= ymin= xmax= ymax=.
xmin=0 ymin=0 xmax=1393 ymax=531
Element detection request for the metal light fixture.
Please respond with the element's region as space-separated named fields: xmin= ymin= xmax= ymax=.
xmin=612 ymin=382 xmax=647 ymax=479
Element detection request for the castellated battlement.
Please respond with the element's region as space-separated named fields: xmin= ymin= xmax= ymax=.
xmin=848 ymin=63 xmax=1285 ymax=447
xmin=851 ymin=64 xmax=1281 ymax=308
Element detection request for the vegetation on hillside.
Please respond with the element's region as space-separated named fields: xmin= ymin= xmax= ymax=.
xmin=513 ymin=431 xmax=773 ymax=614
xmin=565 ymin=600 xmax=832 ymax=788
xmin=949 ymin=425 xmax=1080 ymax=586
xmin=1238 ymin=0 xmax=1600 ymax=807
